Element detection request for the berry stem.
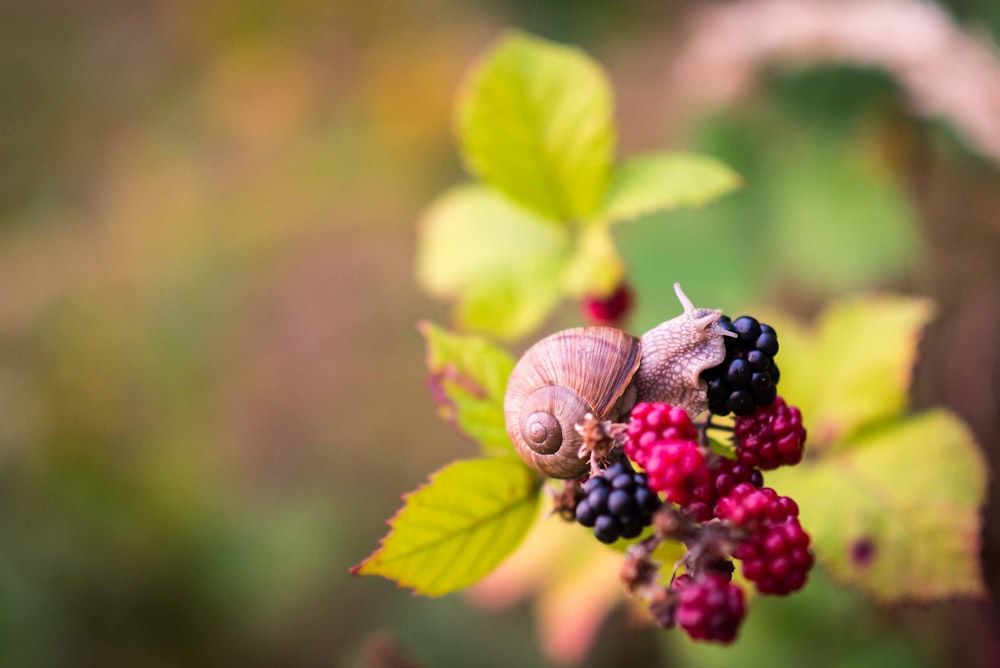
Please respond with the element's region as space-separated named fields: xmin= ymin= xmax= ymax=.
xmin=706 ymin=423 xmax=734 ymax=433
xmin=698 ymin=414 xmax=734 ymax=437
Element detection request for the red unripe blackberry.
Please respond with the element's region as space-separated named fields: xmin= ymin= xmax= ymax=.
xmin=682 ymin=458 xmax=761 ymax=523
xmin=735 ymin=518 xmax=814 ymax=595
xmin=716 ymin=483 xmax=797 ymax=530
xmin=675 ymin=574 xmax=746 ymax=643
xmin=625 ymin=402 xmax=698 ymax=468
xmin=644 ymin=439 xmax=711 ymax=506
xmin=734 ymin=397 xmax=807 ymax=470
xmin=581 ymin=282 xmax=633 ymax=325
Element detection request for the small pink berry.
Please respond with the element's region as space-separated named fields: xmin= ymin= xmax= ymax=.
xmin=581 ymin=282 xmax=633 ymax=325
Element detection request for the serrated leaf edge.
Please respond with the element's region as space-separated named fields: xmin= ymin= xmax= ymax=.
xmin=351 ymin=458 xmax=542 ymax=596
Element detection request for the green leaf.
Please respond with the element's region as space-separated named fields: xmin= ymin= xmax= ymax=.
xmin=768 ymin=411 xmax=987 ymax=602
xmin=416 ymin=184 xmax=570 ymax=339
xmin=420 ymin=322 xmax=516 ymax=457
xmin=351 ymin=457 xmax=542 ymax=596
xmin=455 ymin=270 xmax=564 ymax=340
xmin=766 ymin=295 xmax=935 ymax=448
xmin=600 ymin=152 xmax=742 ymax=224
xmin=457 ymin=31 xmax=615 ymax=222
xmin=561 ymin=223 xmax=626 ymax=298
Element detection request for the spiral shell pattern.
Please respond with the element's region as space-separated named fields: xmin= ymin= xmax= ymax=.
xmin=504 ymin=327 xmax=642 ymax=478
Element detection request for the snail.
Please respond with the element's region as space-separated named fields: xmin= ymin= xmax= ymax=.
xmin=503 ymin=283 xmax=735 ymax=478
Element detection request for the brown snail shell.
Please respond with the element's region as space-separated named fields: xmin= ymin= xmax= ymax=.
xmin=504 ymin=327 xmax=642 ymax=479
xmin=504 ymin=284 xmax=732 ymax=478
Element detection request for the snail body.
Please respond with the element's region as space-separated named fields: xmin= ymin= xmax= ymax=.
xmin=504 ymin=283 xmax=734 ymax=478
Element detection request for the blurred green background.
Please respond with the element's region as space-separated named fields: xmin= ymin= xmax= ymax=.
xmin=1 ymin=0 xmax=999 ymax=666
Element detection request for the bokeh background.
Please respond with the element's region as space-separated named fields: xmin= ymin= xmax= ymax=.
xmin=1 ymin=0 xmax=999 ymax=666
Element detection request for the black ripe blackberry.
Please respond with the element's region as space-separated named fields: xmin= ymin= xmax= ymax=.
xmin=575 ymin=460 xmax=662 ymax=544
xmin=702 ymin=316 xmax=781 ymax=416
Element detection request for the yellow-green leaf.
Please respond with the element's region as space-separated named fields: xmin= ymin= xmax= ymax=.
xmin=351 ymin=457 xmax=542 ymax=596
xmin=600 ymin=152 xmax=741 ymax=224
xmin=766 ymin=295 xmax=935 ymax=448
xmin=455 ymin=269 xmax=564 ymax=341
xmin=416 ymin=184 xmax=570 ymax=339
xmin=767 ymin=410 xmax=987 ymax=602
xmin=456 ymin=31 xmax=615 ymax=222
xmin=562 ymin=223 xmax=626 ymax=298
xmin=420 ymin=322 xmax=515 ymax=457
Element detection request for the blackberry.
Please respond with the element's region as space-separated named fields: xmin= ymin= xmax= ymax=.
xmin=644 ymin=439 xmax=712 ymax=507
xmin=625 ymin=402 xmax=698 ymax=468
xmin=733 ymin=397 xmax=807 ymax=470
xmin=702 ymin=316 xmax=781 ymax=416
xmin=716 ymin=481 xmax=814 ymax=595
xmin=716 ymin=482 xmax=798 ymax=530
xmin=735 ymin=518 xmax=814 ymax=595
xmin=682 ymin=458 xmax=762 ymax=523
xmin=675 ymin=574 xmax=746 ymax=643
xmin=575 ymin=460 xmax=662 ymax=544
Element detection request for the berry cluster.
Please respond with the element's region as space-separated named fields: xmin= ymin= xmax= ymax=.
xmin=702 ymin=315 xmax=780 ymax=416
xmin=610 ymin=398 xmax=809 ymax=642
xmin=575 ymin=460 xmax=661 ymax=544
xmin=625 ymin=403 xmax=771 ymax=521
xmin=625 ymin=410 xmax=764 ymax=519
xmin=566 ymin=311 xmax=812 ymax=645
